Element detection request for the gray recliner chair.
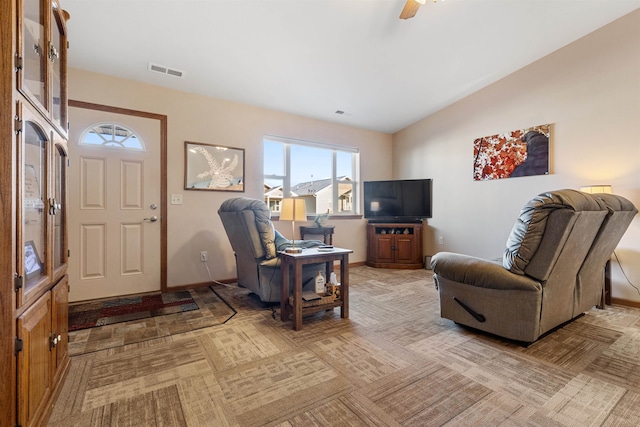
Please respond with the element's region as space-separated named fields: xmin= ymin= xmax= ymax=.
xmin=432 ymin=189 xmax=636 ymax=343
xmin=218 ymin=197 xmax=324 ymax=303
xmin=577 ymin=193 xmax=638 ymax=311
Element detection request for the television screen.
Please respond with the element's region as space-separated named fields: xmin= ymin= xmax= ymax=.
xmin=363 ymin=179 xmax=432 ymax=222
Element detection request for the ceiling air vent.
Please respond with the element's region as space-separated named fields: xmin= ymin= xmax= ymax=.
xmin=147 ymin=62 xmax=185 ymax=78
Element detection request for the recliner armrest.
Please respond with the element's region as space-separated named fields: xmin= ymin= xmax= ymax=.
xmin=432 ymin=252 xmax=542 ymax=292
xmin=274 ymin=229 xmax=324 ymax=251
xmin=260 ymin=257 xmax=281 ymax=268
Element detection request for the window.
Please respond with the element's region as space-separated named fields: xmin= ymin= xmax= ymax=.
xmin=263 ymin=135 xmax=359 ymax=216
xmin=79 ymin=123 xmax=144 ymax=151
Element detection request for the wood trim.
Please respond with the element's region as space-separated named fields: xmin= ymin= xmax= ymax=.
xmin=68 ymin=100 xmax=169 ymax=292
xmin=610 ymin=297 xmax=640 ymax=308
xmin=1 ymin=0 xmax=17 ymax=423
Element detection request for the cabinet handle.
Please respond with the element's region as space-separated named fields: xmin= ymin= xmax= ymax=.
xmin=49 ymin=198 xmax=62 ymax=215
xmin=50 ymin=333 xmax=57 ymax=350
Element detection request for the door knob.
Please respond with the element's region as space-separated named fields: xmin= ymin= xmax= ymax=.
xmin=143 ymin=216 xmax=159 ymax=222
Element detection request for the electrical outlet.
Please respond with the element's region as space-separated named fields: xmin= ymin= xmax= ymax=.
xmin=200 ymin=251 xmax=208 ymax=262
xmin=438 ymin=236 xmax=444 ymax=245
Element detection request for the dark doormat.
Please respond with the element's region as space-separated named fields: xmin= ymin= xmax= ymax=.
xmin=68 ymin=290 xmax=199 ymax=331
xmin=68 ymin=286 xmax=237 ymax=356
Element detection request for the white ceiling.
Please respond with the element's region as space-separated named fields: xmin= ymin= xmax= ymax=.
xmin=62 ymin=0 xmax=640 ymax=134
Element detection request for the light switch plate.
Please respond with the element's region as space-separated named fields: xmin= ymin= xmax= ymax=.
xmin=171 ymin=194 xmax=183 ymax=205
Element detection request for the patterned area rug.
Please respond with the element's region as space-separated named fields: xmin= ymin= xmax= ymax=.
xmin=69 ymin=290 xmax=199 ymax=331
xmin=67 ymin=286 xmax=237 ymax=356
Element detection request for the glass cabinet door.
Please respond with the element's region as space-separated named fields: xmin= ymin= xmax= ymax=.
xmin=18 ymin=0 xmax=68 ymax=134
xmin=51 ymin=2 xmax=68 ymax=132
xmin=21 ymin=120 xmax=49 ymax=302
xmin=20 ymin=0 xmax=47 ymax=110
xmin=52 ymin=144 xmax=67 ymax=273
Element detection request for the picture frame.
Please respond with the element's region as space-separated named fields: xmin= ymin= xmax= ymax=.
xmin=473 ymin=124 xmax=551 ymax=181
xmin=184 ymin=141 xmax=245 ymax=192
xmin=24 ymin=240 xmax=43 ymax=279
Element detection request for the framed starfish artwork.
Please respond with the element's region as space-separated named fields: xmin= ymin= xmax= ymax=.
xmin=184 ymin=141 xmax=245 ymax=191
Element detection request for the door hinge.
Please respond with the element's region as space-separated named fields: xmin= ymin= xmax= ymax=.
xmin=14 ymin=116 xmax=23 ymax=134
xmin=68 ymin=249 xmax=70 ymax=257
xmin=14 ymin=274 xmax=23 ymax=292
xmin=15 ymin=338 xmax=23 ymax=355
xmin=15 ymin=54 xmax=23 ymax=71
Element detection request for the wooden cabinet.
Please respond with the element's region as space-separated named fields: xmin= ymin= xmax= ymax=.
xmin=2 ymin=1 xmax=70 ymax=426
xmin=17 ymin=293 xmax=53 ymax=427
xmin=366 ymin=223 xmax=423 ymax=269
xmin=52 ymin=277 xmax=69 ymax=384
xmin=13 ymin=107 xmax=70 ymax=427
xmin=16 ymin=278 xmax=69 ymax=427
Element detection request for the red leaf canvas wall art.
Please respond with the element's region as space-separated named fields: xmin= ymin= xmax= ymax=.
xmin=473 ymin=124 xmax=550 ymax=181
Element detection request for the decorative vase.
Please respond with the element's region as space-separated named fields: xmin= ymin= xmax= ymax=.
xmin=314 ymin=213 xmax=329 ymax=227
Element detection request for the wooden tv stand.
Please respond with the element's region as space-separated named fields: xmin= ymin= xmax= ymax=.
xmin=366 ymin=223 xmax=423 ymax=269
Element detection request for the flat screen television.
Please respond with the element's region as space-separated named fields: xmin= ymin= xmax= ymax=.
xmin=363 ymin=179 xmax=432 ymax=222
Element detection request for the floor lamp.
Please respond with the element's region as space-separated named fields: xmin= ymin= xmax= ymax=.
xmin=280 ymin=198 xmax=307 ymax=253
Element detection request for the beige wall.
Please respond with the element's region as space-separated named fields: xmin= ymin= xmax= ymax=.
xmin=68 ymin=9 xmax=640 ymax=302
xmin=393 ymin=10 xmax=640 ymax=303
xmin=68 ymin=68 xmax=393 ymax=289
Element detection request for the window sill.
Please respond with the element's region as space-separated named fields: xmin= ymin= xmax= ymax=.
xmin=272 ymin=214 xmax=363 ymax=221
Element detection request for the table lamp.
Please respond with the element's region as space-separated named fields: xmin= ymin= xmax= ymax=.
xmin=280 ymin=198 xmax=307 ymax=253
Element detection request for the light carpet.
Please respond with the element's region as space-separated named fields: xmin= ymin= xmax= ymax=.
xmin=50 ymin=267 xmax=640 ymax=426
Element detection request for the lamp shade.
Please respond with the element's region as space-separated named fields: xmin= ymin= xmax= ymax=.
xmin=580 ymin=185 xmax=612 ymax=194
xmin=280 ymin=198 xmax=307 ymax=221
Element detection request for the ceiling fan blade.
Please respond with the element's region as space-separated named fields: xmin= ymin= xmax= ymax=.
xmin=399 ymin=0 xmax=421 ymax=20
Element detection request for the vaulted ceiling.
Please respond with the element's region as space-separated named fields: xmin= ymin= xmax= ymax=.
xmin=63 ymin=0 xmax=640 ymax=134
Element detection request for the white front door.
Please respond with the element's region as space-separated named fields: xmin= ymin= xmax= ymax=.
xmin=68 ymin=107 xmax=161 ymax=302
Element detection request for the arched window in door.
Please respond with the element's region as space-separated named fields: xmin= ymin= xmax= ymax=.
xmin=79 ymin=123 xmax=145 ymax=151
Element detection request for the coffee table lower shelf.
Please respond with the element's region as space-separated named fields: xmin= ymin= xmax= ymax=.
xmin=285 ymin=296 xmax=343 ymax=317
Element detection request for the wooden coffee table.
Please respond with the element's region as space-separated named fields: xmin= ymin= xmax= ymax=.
xmin=280 ymin=247 xmax=352 ymax=330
